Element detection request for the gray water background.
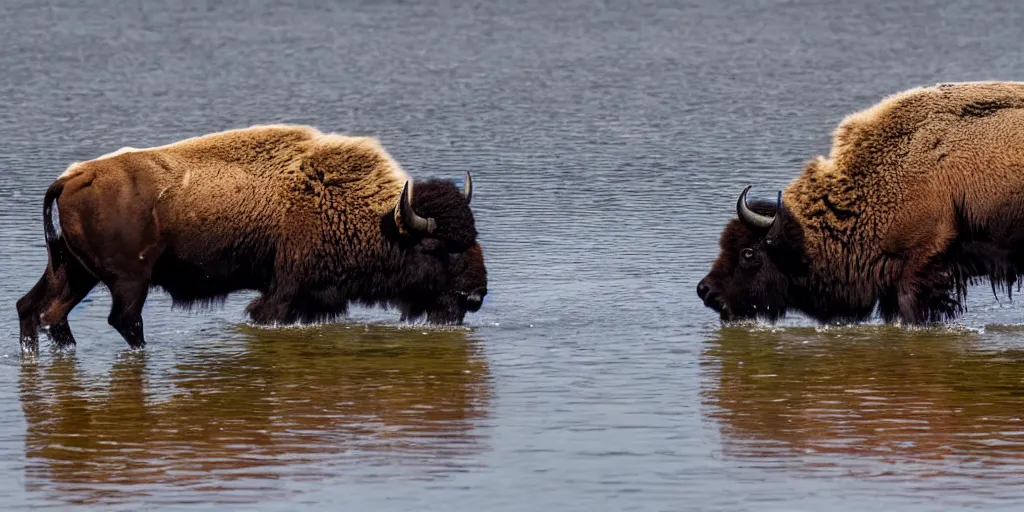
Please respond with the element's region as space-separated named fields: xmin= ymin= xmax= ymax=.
xmin=3 ymin=0 xmax=1024 ymax=510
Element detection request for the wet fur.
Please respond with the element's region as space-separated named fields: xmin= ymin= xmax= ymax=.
xmin=705 ymin=81 xmax=1024 ymax=325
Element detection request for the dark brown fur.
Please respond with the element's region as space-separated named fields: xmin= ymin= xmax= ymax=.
xmin=16 ymin=124 xmax=487 ymax=352
xmin=699 ymin=81 xmax=1024 ymax=325
xmin=405 ymin=243 xmax=488 ymax=324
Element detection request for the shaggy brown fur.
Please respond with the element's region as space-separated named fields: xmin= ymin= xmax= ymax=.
xmin=16 ymin=124 xmax=487 ymax=352
xmin=699 ymin=81 xmax=1024 ymax=325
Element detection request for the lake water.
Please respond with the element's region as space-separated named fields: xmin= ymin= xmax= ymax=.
xmin=3 ymin=0 xmax=1024 ymax=510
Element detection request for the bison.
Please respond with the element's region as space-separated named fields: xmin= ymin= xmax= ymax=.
xmin=698 ymin=81 xmax=1024 ymax=326
xmin=16 ymin=124 xmax=488 ymax=352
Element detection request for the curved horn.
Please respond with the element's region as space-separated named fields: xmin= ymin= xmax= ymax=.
xmin=396 ymin=181 xmax=437 ymax=234
xmin=736 ymin=185 xmax=777 ymax=229
xmin=766 ymin=191 xmax=786 ymax=239
xmin=462 ymin=171 xmax=472 ymax=204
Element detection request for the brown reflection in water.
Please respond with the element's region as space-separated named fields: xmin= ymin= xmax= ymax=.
xmin=19 ymin=324 xmax=492 ymax=505
xmin=702 ymin=326 xmax=1024 ymax=474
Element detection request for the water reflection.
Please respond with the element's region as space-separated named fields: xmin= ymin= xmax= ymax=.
xmin=19 ymin=325 xmax=492 ymax=506
xmin=702 ymin=326 xmax=1024 ymax=478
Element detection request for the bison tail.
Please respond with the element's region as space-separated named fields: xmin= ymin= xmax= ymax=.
xmin=42 ymin=177 xmax=67 ymax=268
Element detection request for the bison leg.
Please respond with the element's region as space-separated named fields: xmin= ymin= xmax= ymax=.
xmin=16 ymin=255 xmax=98 ymax=352
xmin=107 ymin=279 xmax=150 ymax=349
xmin=39 ymin=260 xmax=98 ymax=349
xmin=894 ymin=286 xmax=923 ymax=325
xmin=16 ymin=274 xmax=49 ymax=352
xmin=244 ymin=290 xmax=299 ymax=325
xmin=890 ymin=280 xmax=962 ymax=325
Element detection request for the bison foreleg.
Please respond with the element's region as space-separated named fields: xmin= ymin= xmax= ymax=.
xmin=107 ymin=279 xmax=149 ymax=349
xmin=892 ymin=273 xmax=963 ymax=325
xmin=245 ymin=291 xmax=299 ymax=325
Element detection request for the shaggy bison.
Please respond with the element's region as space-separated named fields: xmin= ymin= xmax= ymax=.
xmin=17 ymin=124 xmax=487 ymax=351
xmin=698 ymin=81 xmax=1024 ymax=325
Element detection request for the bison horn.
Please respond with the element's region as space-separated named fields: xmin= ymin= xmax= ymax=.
xmin=396 ymin=180 xmax=437 ymax=234
xmin=462 ymin=171 xmax=472 ymax=204
xmin=736 ymin=185 xmax=777 ymax=229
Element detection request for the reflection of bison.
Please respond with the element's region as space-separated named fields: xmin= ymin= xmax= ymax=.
xmin=17 ymin=124 xmax=488 ymax=351
xmin=699 ymin=81 xmax=1024 ymax=325
xmin=703 ymin=327 xmax=1024 ymax=467
xmin=18 ymin=325 xmax=492 ymax=503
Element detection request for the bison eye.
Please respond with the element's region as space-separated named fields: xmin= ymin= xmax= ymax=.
xmin=741 ymin=248 xmax=755 ymax=260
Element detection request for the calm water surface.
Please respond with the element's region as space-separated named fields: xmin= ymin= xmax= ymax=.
xmin=3 ymin=0 xmax=1024 ymax=510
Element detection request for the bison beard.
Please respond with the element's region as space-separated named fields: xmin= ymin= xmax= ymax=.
xmin=401 ymin=243 xmax=488 ymax=325
xmin=15 ymin=125 xmax=488 ymax=353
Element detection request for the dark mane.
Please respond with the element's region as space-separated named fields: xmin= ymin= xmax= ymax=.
xmin=382 ymin=178 xmax=478 ymax=251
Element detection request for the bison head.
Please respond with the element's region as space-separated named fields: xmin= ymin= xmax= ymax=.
xmin=697 ymin=186 xmax=806 ymax=323
xmin=422 ymin=242 xmax=488 ymax=324
xmin=390 ymin=172 xmax=488 ymax=324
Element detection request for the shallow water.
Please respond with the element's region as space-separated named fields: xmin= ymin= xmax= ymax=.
xmin=3 ymin=0 xmax=1024 ymax=510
